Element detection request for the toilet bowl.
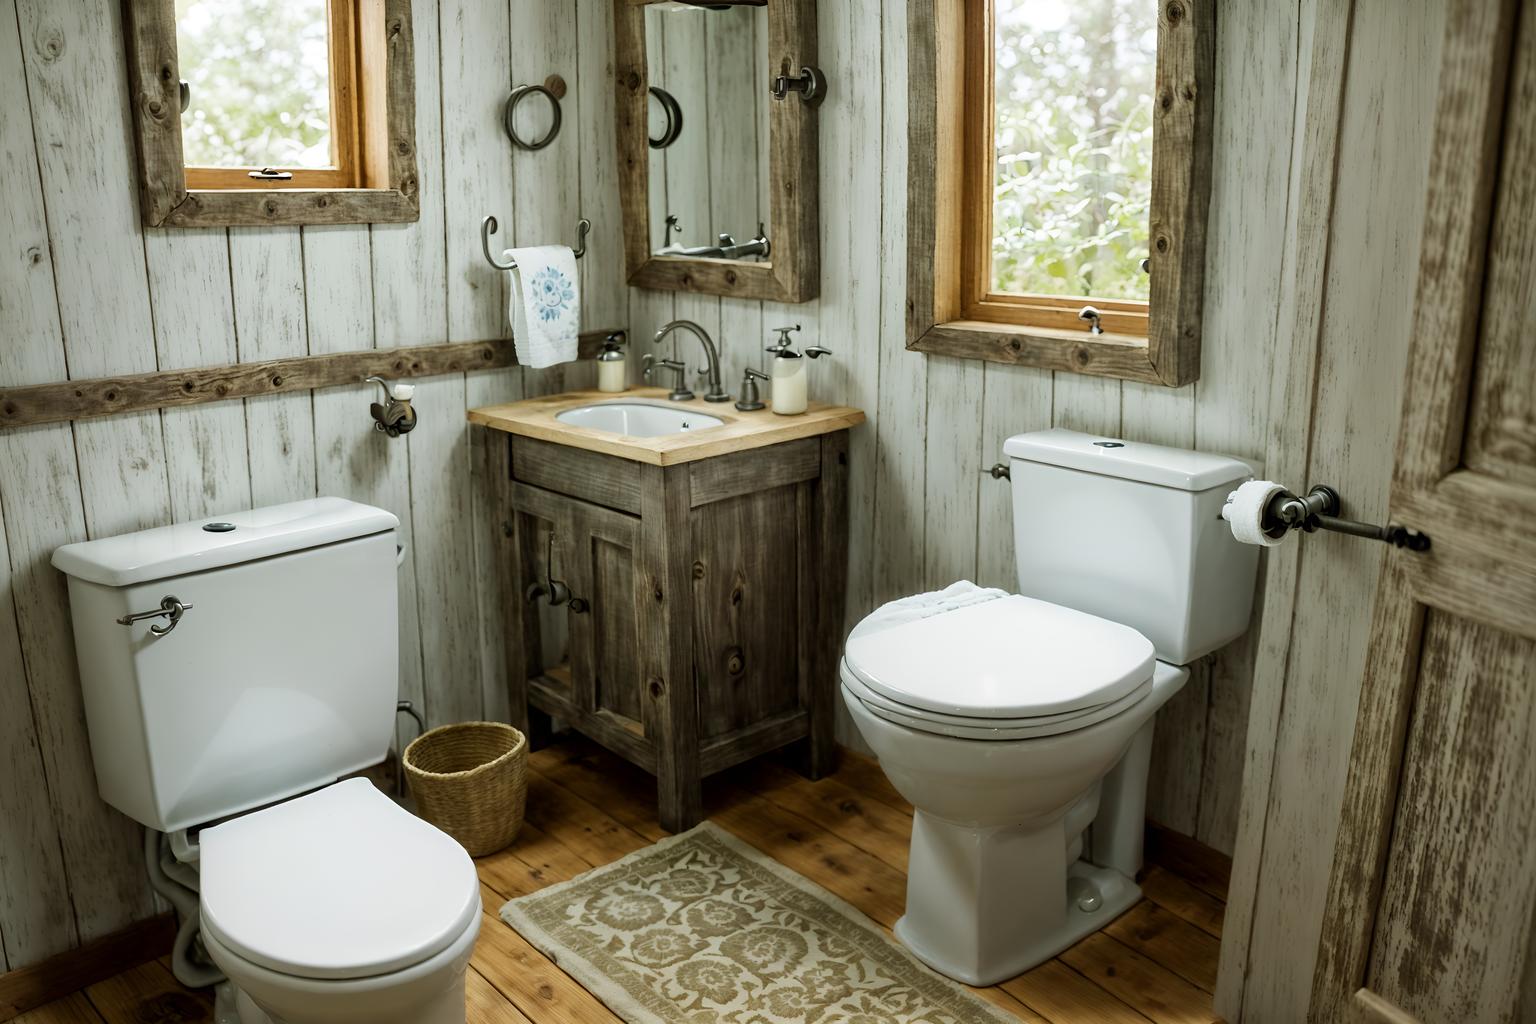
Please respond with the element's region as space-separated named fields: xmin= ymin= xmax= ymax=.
xmin=196 ymin=779 xmax=482 ymax=1024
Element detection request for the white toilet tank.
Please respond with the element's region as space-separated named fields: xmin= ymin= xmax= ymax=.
xmin=1004 ymin=429 xmax=1259 ymax=665
xmin=52 ymin=498 xmax=401 ymax=832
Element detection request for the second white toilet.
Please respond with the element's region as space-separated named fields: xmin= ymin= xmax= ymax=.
xmin=842 ymin=429 xmax=1259 ymax=986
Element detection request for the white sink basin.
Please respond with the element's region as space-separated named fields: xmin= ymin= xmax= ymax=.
xmin=554 ymin=401 xmax=725 ymax=438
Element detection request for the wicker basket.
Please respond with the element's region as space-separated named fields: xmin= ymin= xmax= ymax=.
xmin=403 ymin=721 xmax=527 ymax=857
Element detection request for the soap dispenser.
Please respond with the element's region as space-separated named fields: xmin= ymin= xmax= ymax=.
xmin=768 ymin=325 xmax=806 ymax=415
xmin=596 ymin=331 xmax=628 ymax=393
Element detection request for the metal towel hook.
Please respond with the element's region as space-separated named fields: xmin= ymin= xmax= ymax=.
xmin=481 ymin=215 xmax=591 ymax=271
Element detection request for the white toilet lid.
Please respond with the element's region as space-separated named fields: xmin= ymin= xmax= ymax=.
xmin=843 ymin=595 xmax=1155 ymax=720
xmin=199 ymin=778 xmax=480 ymax=981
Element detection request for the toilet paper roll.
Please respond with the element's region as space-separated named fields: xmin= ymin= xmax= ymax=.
xmin=1222 ymin=479 xmax=1288 ymax=547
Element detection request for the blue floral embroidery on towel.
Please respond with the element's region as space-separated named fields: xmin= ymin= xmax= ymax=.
xmin=530 ymin=267 xmax=576 ymax=322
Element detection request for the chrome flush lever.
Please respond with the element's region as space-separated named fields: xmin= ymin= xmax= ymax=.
xmin=117 ymin=595 xmax=194 ymax=636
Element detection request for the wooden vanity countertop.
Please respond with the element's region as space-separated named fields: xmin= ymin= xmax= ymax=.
xmin=467 ymin=387 xmax=865 ymax=466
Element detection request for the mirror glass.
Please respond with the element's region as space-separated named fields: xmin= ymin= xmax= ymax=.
xmin=644 ymin=2 xmax=771 ymax=261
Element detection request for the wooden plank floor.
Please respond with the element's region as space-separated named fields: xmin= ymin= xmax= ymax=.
xmin=12 ymin=741 xmax=1226 ymax=1024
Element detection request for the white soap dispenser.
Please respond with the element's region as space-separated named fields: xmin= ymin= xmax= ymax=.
xmin=767 ymin=325 xmax=808 ymax=415
xmin=596 ymin=331 xmax=628 ymax=393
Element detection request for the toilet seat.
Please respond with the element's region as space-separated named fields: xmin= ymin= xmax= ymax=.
xmin=199 ymin=778 xmax=480 ymax=982
xmin=843 ymin=593 xmax=1156 ymax=723
xmin=840 ymin=665 xmax=1154 ymax=740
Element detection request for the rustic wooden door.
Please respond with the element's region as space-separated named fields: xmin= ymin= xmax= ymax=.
xmin=1308 ymin=0 xmax=1536 ymax=1021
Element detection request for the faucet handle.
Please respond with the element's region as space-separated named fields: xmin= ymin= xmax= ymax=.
xmin=735 ymin=367 xmax=769 ymax=412
xmin=804 ymin=344 xmax=832 ymax=359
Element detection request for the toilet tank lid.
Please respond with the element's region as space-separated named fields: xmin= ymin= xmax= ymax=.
xmin=51 ymin=498 xmax=398 ymax=587
xmin=1003 ymin=428 xmax=1257 ymax=492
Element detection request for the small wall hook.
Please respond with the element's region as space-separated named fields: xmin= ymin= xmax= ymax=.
xmin=366 ymin=375 xmax=417 ymax=438
xmin=771 ymin=65 xmax=828 ymax=107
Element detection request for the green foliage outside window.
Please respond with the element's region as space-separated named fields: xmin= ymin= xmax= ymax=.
xmin=993 ymin=0 xmax=1154 ymax=301
xmin=176 ymin=0 xmax=334 ymax=169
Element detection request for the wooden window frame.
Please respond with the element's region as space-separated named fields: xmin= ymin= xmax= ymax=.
xmin=124 ymin=0 xmax=419 ymax=228
xmin=906 ymin=0 xmax=1213 ymax=387
xmin=613 ymin=0 xmax=820 ymax=304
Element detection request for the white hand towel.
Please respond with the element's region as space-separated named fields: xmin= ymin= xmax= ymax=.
xmin=505 ymin=246 xmax=580 ymax=369
xmin=848 ymin=581 xmax=1010 ymax=641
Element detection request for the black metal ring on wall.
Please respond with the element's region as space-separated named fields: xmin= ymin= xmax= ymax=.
xmin=504 ymin=84 xmax=563 ymax=151
xmin=648 ymin=87 xmax=684 ymax=150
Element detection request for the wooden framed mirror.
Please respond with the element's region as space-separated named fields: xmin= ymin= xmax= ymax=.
xmin=613 ymin=0 xmax=820 ymax=304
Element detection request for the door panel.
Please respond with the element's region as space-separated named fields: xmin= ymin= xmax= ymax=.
xmin=591 ymin=533 xmax=643 ymax=726
xmin=1366 ymin=613 xmax=1536 ymax=1020
xmin=1465 ymin=0 xmax=1536 ymax=487
xmin=1311 ymin=0 xmax=1536 ymax=1020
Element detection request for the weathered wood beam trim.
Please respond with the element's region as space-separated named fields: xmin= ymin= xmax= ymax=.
xmin=0 ymin=332 xmax=618 ymax=430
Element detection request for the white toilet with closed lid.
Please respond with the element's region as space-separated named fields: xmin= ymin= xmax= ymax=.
xmin=841 ymin=430 xmax=1260 ymax=986
xmin=53 ymin=498 xmax=481 ymax=1024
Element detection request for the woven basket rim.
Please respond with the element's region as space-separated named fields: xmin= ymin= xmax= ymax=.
xmin=403 ymin=720 xmax=527 ymax=782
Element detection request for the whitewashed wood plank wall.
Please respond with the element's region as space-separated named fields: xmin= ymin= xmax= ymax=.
xmin=0 ymin=0 xmax=1425 ymax=981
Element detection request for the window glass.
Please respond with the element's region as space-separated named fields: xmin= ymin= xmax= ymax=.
xmin=992 ymin=0 xmax=1155 ymax=301
xmin=176 ymin=0 xmax=335 ymax=169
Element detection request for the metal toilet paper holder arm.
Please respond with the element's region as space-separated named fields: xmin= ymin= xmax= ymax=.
xmin=1266 ymin=485 xmax=1431 ymax=552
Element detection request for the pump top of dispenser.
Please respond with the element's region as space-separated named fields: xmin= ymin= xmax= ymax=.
xmin=597 ymin=331 xmax=627 ymax=362
xmin=768 ymin=325 xmax=803 ymax=359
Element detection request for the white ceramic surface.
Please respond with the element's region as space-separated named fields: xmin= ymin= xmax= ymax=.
xmin=1007 ymin=428 xmax=1261 ymax=664
xmin=843 ymin=595 xmax=1154 ymax=719
xmin=199 ymin=780 xmax=480 ymax=981
xmin=554 ymin=401 xmax=725 ymax=437
xmin=58 ymin=522 xmax=399 ymax=832
xmin=1003 ymin=427 xmax=1258 ymax=491
xmin=52 ymin=497 xmax=397 ymax=587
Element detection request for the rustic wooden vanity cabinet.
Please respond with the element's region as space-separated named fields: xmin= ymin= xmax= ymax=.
xmin=471 ymin=390 xmax=863 ymax=831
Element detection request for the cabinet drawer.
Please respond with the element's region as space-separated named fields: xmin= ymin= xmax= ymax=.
xmin=511 ymin=435 xmax=642 ymax=514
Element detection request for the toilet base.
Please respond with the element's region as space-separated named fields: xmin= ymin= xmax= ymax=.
xmin=896 ymin=860 xmax=1140 ymax=986
xmin=896 ymin=810 xmax=1142 ymax=987
xmin=225 ymin=978 xmax=468 ymax=1024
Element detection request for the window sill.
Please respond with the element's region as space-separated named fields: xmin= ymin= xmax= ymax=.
xmin=908 ymin=318 xmax=1184 ymax=386
xmin=157 ymin=186 xmax=420 ymax=228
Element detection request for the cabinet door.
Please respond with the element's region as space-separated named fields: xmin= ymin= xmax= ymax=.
xmin=510 ymin=483 xmax=646 ymax=738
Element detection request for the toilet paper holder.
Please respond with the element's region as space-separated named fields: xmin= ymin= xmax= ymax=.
xmin=1266 ymin=484 xmax=1431 ymax=552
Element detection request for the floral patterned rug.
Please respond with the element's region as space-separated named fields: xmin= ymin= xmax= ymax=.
xmin=499 ymin=823 xmax=1014 ymax=1024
